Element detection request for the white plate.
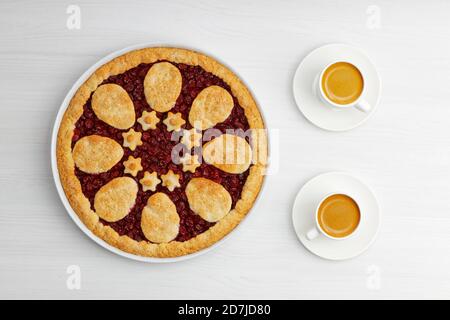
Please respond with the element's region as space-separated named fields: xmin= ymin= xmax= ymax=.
xmin=293 ymin=44 xmax=382 ymax=131
xmin=292 ymin=172 xmax=380 ymax=260
xmin=51 ymin=43 xmax=268 ymax=263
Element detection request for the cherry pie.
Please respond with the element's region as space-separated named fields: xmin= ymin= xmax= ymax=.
xmin=57 ymin=47 xmax=267 ymax=258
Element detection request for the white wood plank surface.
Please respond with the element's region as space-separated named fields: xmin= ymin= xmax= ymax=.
xmin=1 ymin=0 xmax=450 ymax=299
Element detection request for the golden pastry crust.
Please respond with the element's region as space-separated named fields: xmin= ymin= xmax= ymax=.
xmin=141 ymin=193 xmax=180 ymax=243
xmin=139 ymin=171 xmax=161 ymax=192
xmin=123 ymin=156 xmax=142 ymax=177
xmin=91 ymin=84 xmax=135 ymax=129
xmin=122 ymin=129 xmax=143 ymax=151
xmin=160 ymin=169 xmax=180 ymax=192
xmin=163 ymin=112 xmax=186 ymax=132
xmin=72 ymin=135 xmax=123 ymax=174
xmin=144 ymin=62 xmax=182 ymax=112
xmin=137 ymin=110 xmax=159 ymax=131
xmin=186 ymin=178 xmax=232 ymax=222
xmin=180 ymin=153 xmax=201 ymax=173
xmin=181 ymin=128 xmax=202 ymax=150
xmin=189 ymin=85 xmax=234 ymax=130
xmin=94 ymin=177 xmax=138 ymax=222
xmin=203 ymin=134 xmax=252 ymax=174
xmin=56 ymin=47 xmax=267 ymax=258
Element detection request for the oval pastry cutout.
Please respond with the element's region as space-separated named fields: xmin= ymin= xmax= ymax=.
xmin=189 ymin=86 xmax=234 ymax=130
xmin=72 ymin=135 xmax=124 ymax=174
xmin=144 ymin=62 xmax=182 ymax=112
xmin=91 ymin=84 xmax=135 ymax=129
xmin=203 ymin=134 xmax=252 ymax=174
xmin=185 ymin=178 xmax=232 ymax=222
xmin=141 ymin=193 xmax=180 ymax=243
xmin=94 ymin=177 xmax=138 ymax=222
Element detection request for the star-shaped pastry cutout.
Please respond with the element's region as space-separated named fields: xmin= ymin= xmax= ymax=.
xmin=123 ymin=156 xmax=143 ymax=177
xmin=161 ymin=169 xmax=181 ymax=191
xmin=122 ymin=128 xmax=143 ymax=151
xmin=137 ymin=110 xmax=160 ymax=131
xmin=163 ymin=112 xmax=185 ymax=132
xmin=139 ymin=171 xmax=161 ymax=192
xmin=181 ymin=128 xmax=202 ymax=150
xmin=180 ymin=153 xmax=201 ymax=173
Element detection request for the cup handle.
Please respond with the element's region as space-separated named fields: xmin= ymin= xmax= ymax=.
xmin=306 ymin=227 xmax=320 ymax=241
xmin=354 ymin=99 xmax=371 ymax=113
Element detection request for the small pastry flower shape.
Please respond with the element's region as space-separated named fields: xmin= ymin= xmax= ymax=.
xmin=161 ymin=169 xmax=181 ymax=191
xmin=122 ymin=128 xmax=143 ymax=151
xmin=181 ymin=128 xmax=202 ymax=150
xmin=163 ymin=112 xmax=185 ymax=132
xmin=139 ymin=171 xmax=161 ymax=192
xmin=137 ymin=110 xmax=160 ymax=131
xmin=180 ymin=153 xmax=201 ymax=173
xmin=123 ymin=156 xmax=143 ymax=177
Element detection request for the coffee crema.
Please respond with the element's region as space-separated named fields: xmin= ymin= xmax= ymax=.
xmin=317 ymin=194 xmax=360 ymax=238
xmin=321 ymin=62 xmax=363 ymax=105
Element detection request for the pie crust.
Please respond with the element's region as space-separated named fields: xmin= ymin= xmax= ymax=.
xmin=163 ymin=112 xmax=186 ymax=132
xmin=181 ymin=128 xmax=202 ymax=150
xmin=123 ymin=156 xmax=143 ymax=177
xmin=185 ymin=178 xmax=232 ymax=222
xmin=94 ymin=177 xmax=138 ymax=222
xmin=72 ymin=135 xmax=123 ymax=174
xmin=203 ymin=134 xmax=252 ymax=174
xmin=141 ymin=192 xmax=180 ymax=243
xmin=139 ymin=171 xmax=161 ymax=192
xmin=144 ymin=62 xmax=182 ymax=113
xmin=91 ymin=84 xmax=135 ymax=129
xmin=161 ymin=169 xmax=181 ymax=192
xmin=122 ymin=128 xmax=143 ymax=151
xmin=56 ymin=47 xmax=267 ymax=258
xmin=137 ymin=110 xmax=159 ymax=131
xmin=180 ymin=153 xmax=201 ymax=173
xmin=189 ymin=85 xmax=234 ymax=130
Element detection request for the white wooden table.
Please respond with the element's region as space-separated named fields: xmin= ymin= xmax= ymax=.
xmin=1 ymin=0 xmax=450 ymax=299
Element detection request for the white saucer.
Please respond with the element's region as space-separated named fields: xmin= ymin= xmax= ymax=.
xmin=293 ymin=44 xmax=381 ymax=131
xmin=292 ymin=172 xmax=380 ymax=260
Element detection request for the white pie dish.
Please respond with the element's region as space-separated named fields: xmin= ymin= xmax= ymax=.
xmin=51 ymin=43 xmax=268 ymax=263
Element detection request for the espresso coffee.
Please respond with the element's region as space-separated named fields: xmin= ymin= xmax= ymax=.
xmin=321 ymin=62 xmax=364 ymax=105
xmin=317 ymin=194 xmax=360 ymax=238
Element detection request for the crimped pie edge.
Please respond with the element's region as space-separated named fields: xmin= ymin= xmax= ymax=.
xmin=56 ymin=47 xmax=267 ymax=258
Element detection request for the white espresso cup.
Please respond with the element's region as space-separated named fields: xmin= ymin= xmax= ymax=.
xmin=306 ymin=192 xmax=362 ymax=241
xmin=318 ymin=61 xmax=371 ymax=113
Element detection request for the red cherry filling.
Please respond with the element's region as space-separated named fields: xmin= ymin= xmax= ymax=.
xmin=73 ymin=61 xmax=250 ymax=242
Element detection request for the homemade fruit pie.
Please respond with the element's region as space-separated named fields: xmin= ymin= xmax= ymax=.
xmin=57 ymin=47 xmax=267 ymax=258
